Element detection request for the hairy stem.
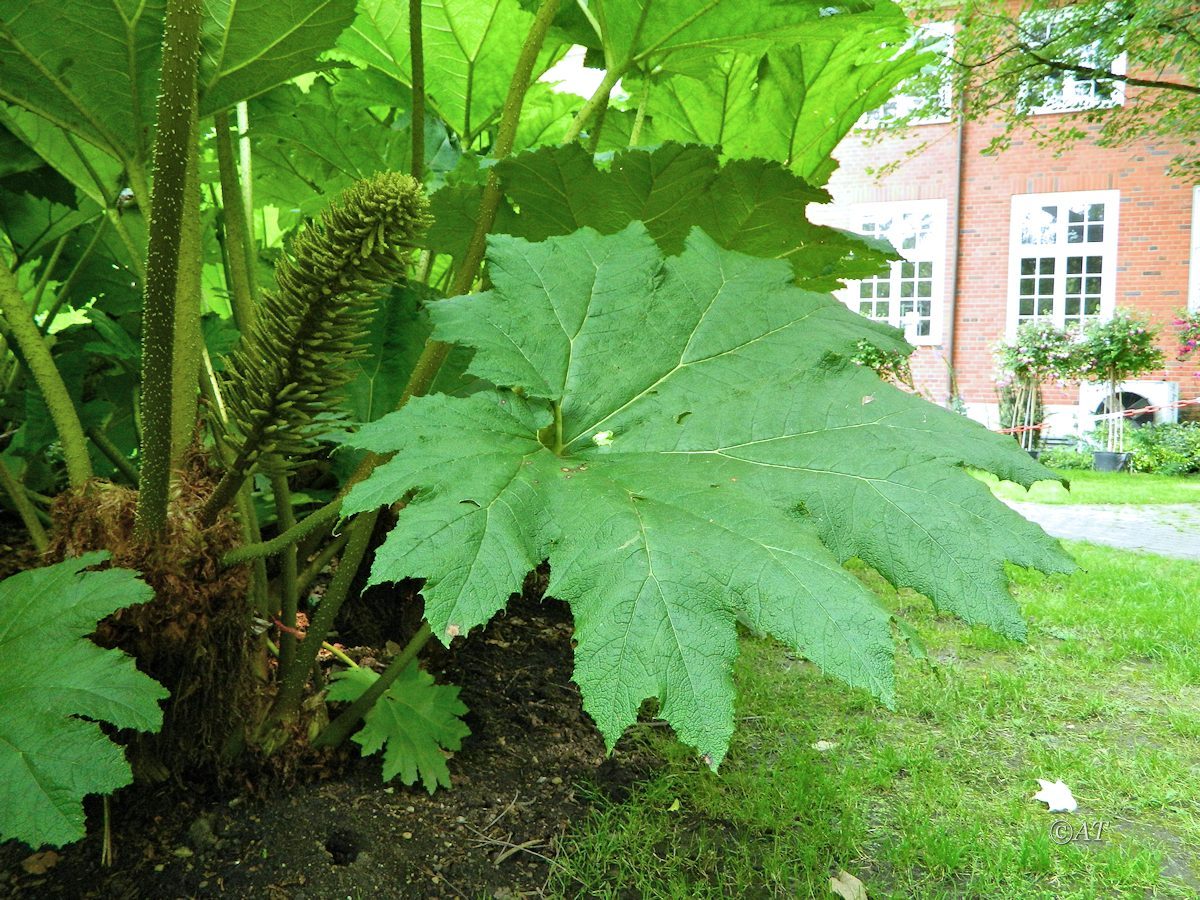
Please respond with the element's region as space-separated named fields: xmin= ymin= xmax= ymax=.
xmin=322 ymin=642 xmax=358 ymax=669
xmin=87 ymin=425 xmax=139 ymax=486
xmin=313 ymin=621 xmax=433 ymax=749
xmin=30 ymin=235 xmax=69 ymax=316
xmin=269 ymin=464 xmax=300 ymax=673
xmin=236 ymin=103 xmax=254 ymax=225
xmin=403 ymin=0 xmax=563 ymax=404
xmin=134 ymin=0 xmax=202 ymax=539
xmin=38 ymin=218 xmax=108 ymax=335
xmin=561 ymin=66 xmax=620 ymax=145
xmin=267 ymin=508 xmax=380 ymax=726
xmin=0 ymin=459 xmax=48 ymax=552
xmin=295 ymin=530 xmax=349 ymax=600
xmin=0 ymin=265 xmax=92 ymax=486
xmin=629 ymin=78 xmax=651 ymax=145
xmin=221 ymin=495 xmax=343 ymax=566
xmin=201 ymin=358 xmax=270 ymax=614
xmin=409 ymin=0 xmax=426 ymax=184
xmin=171 ymin=115 xmax=203 ymax=468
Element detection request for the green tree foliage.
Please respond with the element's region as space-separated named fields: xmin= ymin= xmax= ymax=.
xmin=0 ymin=553 xmax=167 ymax=849
xmin=903 ymin=0 xmax=1200 ymax=176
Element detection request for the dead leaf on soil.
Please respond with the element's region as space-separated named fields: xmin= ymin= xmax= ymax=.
xmin=21 ymin=850 xmax=60 ymax=874
xmin=830 ymin=869 xmax=868 ymax=900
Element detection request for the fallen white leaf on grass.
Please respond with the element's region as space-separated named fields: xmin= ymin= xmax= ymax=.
xmin=830 ymin=869 xmax=868 ymax=899
xmin=1033 ymin=779 xmax=1078 ymax=812
xmin=812 ymin=740 xmax=839 ymax=752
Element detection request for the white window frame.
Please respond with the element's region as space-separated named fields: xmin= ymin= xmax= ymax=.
xmin=1018 ymin=8 xmax=1127 ymax=115
xmin=863 ymin=22 xmax=955 ymax=126
xmin=832 ymin=199 xmax=949 ymax=346
xmin=1007 ymin=190 xmax=1120 ymax=338
xmin=1189 ymin=185 xmax=1200 ymax=312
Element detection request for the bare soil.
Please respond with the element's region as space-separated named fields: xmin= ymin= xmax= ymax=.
xmin=0 ymin=524 xmax=657 ymax=898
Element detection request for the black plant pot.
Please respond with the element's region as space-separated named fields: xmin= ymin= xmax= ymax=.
xmin=1093 ymin=451 xmax=1131 ymax=472
xmin=1026 ymin=449 xmax=1041 ymax=461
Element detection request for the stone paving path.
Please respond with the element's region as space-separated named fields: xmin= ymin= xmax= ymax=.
xmin=1004 ymin=501 xmax=1200 ymax=560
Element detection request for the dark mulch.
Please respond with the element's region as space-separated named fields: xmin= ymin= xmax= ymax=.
xmin=0 ymin=555 xmax=659 ymax=899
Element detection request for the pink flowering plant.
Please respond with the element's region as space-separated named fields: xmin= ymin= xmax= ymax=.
xmin=995 ymin=321 xmax=1078 ymax=451
xmin=1078 ymin=311 xmax=1164 ymax=452
xmin=851 ymin=338 xmax=914 ymax=389
xmin=1174 ymin=310 xmax=1200 ymax=362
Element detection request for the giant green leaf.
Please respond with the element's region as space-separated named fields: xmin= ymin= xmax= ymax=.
xmin=0 ymin=0 xmax=354 ymax=178
xmin=0 ymin=184 xmax=99 ymax=269
xmin=326 ymin=663 xmax=469 ymax=793
xmin=333 ymin=0 xmax=565 ymax=142
xmin=583 ymin=0 xmax=849 ymax=70
xmin=0 ymin=123 xmax=44 ymax=179
xmin=428 ymin=143 xmax=894 ymax=289
xmin=632 ymin=21 xmax=928 ymax=184
xmin=0 ymin=553 xmax=168 ymax=849
xmin=341 ymin=284 xmax=434 ymax=425
xmin=0 ymin=0 xmax=163 ymax=165
xmin=249 ymin=80 xmax=413 ymax=221
xmin=198 ymin=0 xmax=357 ymax=114
xmin=341 ymin=224 xmax=1074 ymax=764
xmin=0 ymin=103 xmax=128 ymax=207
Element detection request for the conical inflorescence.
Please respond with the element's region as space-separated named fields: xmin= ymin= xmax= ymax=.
xmin=220 ymin=172 xmax=432 ymax=468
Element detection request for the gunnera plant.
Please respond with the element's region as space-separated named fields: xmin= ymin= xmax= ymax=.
xmin=43 ymin=174 xmax=431 ymax=777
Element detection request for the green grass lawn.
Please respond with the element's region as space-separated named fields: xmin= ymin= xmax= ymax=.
xmin=978 ymin=468 xmax=1200 ymax=505
xmin=549 ymin=545 xmax=1200 ymax=898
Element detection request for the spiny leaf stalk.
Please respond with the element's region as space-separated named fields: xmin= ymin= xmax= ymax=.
xmin=203 ymin=173 xmax=431 ymax=523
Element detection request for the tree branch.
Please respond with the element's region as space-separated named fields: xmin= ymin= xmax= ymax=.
xmin=1018 ymin=44 xmax=1200 ymax=95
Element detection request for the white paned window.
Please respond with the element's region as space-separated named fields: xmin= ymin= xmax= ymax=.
xmin=1018 ymin=9 xmax=1127 ymax=114
xmin=864 ymin=22 xmax=954 ymax=126
xmin=837 ymin=200 xmax=948 ymax=344
xmin=1007 ymin=190 xmax=1119 ymax=336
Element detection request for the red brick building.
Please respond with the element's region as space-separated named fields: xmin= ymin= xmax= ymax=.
xmin=813 ymin=20 xmax=1200 ymax=436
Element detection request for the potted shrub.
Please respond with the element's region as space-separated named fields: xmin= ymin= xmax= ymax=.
xmin=1077 ymin=310 xmax=1164 ymax=470
xmin=995 ymin=321 xmax=1078 ymax=454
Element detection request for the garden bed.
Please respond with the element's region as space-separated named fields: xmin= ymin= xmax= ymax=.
xmin=0 ymin=580 xmax=655 ymax=899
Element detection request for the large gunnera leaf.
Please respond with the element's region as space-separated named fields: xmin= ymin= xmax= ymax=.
xmin=427 ymin=143 xmax=895 ymax=291
xmin=341 ymin=224 xmax=1074 ymax=765
xmin=0 ymin=553 xmax=168 ymax=849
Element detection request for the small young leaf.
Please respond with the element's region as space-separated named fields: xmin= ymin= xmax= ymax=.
xmin=0 ymin=553 xmax=168 ymax=849
xmin=326 ymin=664 xmax=470 ymax=794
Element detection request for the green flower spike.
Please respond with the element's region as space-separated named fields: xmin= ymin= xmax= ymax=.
xmin=203 ymin=173 xmax=431 ymax=523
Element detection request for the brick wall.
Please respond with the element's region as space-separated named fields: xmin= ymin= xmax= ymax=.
xmin=822 ymin=86 xmax=1200 ymax=419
